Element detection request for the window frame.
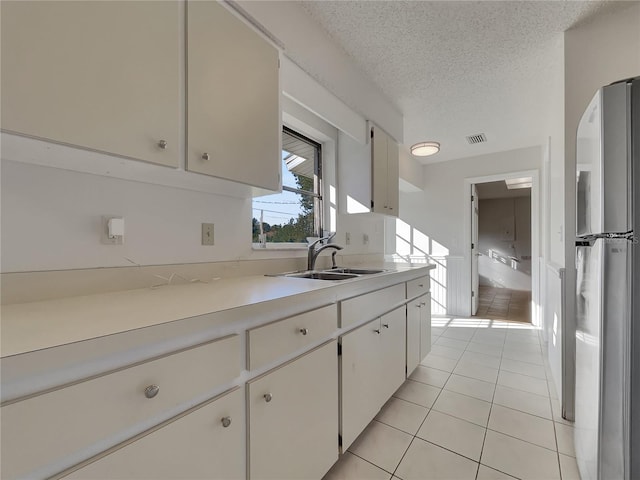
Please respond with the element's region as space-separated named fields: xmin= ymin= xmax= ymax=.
xmin=252 ymin=126 xmax=323 ymax=248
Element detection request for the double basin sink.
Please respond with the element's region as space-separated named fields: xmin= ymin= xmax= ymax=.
xmin=275 ymin=268 xmax=386 ymax=281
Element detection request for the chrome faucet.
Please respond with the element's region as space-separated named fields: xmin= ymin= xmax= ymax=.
xmin=307 ymin=233 xmax=343 ymax=271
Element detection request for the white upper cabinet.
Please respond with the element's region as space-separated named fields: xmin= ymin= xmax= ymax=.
xmin=371 ymin=124 xmax=399 ymax=216
xmin=187 ymin=1 xmax=281 ymax=190
xmin=0 ymin=1 xmax=181 ymax=167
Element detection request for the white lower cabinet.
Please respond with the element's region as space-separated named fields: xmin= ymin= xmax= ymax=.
xmin=340 ymin=307 xmax=406 ymax=450
xmin=407 ymin=293 xmax=432 ymax=376
xmin=1 ymin=336 xmax=240 ymax=479
xmin=407 ymin=299 xmax=422 ymax=375
xmin=248 ymin=341 xmax=339 ymax=480
xmin=420 ymin=293 xmax=432 ymax=362
xmin=63 ymin=388 xmax=244 ymax=479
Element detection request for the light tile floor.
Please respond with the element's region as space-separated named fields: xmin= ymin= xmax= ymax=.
xmin=476 ymin=287 xmax=532 ymax=323
xmin=324 ymin=316 xmax=580 ymax=480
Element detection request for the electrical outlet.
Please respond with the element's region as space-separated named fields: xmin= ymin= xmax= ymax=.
xmin=345 ymin=232 xmax=351 ymax=245
xmin=101 ymin=216 xmax=124 ymax=245
xmin=202 ymin=223 xmax=215 ymax=245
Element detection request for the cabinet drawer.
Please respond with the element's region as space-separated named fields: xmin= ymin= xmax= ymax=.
xmin=248 ymin=305 xmax=337 ymax=371
xmin=407 ymin=275 xmax=430 ymax=298
xmin=1 ymin=335 xmax=241 ymax=480
xmin=341 ymin=283 xmax=405 ymax=328
xmin=62 ymin=388 xmax=244 ymax=479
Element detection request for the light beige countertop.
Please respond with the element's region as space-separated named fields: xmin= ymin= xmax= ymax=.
xmin=1 ymin=264 xmax=434 ymax=359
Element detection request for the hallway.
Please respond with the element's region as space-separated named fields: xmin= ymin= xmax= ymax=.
xmin=324 ymin=316 xmax=578 ymax=480
xmin=476 ymin=286 xmax=532 ymax=323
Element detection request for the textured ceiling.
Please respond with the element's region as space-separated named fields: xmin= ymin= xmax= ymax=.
xmin=299 ymin=1 xmax=633 ymax=164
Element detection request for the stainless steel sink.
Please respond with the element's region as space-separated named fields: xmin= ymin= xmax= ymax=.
xmin=323 ymin=268 xmax=386 ymax=275
xmin=283 ymin=271 xmax=359 ymax=280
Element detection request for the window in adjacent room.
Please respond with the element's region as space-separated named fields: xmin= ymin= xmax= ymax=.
xmin=252 ymin=127 xmax=322 ymax=245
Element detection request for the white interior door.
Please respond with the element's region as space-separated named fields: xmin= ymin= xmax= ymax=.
xmin=471 ymin=184 xmax=479 ymax=315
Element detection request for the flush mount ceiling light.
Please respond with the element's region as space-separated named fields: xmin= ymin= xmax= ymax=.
xmin=410 ymin=141 xmax=440 ymax=157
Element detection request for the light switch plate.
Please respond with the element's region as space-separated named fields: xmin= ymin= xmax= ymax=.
xmin=202 ymin=223 xmax=215 ymax=245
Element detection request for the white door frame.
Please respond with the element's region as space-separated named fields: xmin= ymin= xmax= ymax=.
xmin=463 ymin=169 xmax=541 ymax=326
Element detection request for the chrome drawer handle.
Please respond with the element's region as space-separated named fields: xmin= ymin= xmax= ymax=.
xmin=299 ymin=328 xmax=309 ymax=335
xmin=221 ymin=416 xmax=232 ymax=428
xmin=144 ymin=385 xmax=160 ymax=399
xmin=382 ymin=323 xmax=389 ymax=328
xmin=418 ymin=284 xmax=424 ymax=287
xmin=264 ymin=393 xmax=273 ymax=403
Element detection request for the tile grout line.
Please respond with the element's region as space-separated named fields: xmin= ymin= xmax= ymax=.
xmin=476 ymin=323 xmax=504 ymax=480
xmin=391 ymin=328 xmax=468 ymax=479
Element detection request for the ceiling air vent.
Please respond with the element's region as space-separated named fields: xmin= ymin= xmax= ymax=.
xmin=466 ymin=133 xmax=487 ymax=144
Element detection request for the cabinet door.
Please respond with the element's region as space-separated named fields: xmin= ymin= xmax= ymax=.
xmin=420 ymin=293 xmax=432 ymax=361
xmin=371 ymin=125 xmax=399 ymax=216
xmin=248 ymin=341 xmax=338 ymax=480
xmin=187 ymin=1 xmax=280 ymax=190
xmin=0 ymin=1 xmax=180 ymax=167
xmin=378 ymin=307 xmax=407 ymax=400
xmin=371 ymin=125 xmax=389 ymax=214
xmin=386 ymin=137 xmax=400 ymax=215
xmin=63 ymin=388 xmax=244 ymax=479
xmin=341 ymin=307 xmax=406 ymax=450
xmin=341 ymin=318 xmax=383 ymax=450
xmin=407 ymin=300 xmax=421 ymax=376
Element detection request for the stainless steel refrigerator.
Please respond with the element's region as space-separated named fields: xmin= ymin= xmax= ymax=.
xmin=575 ymin=76 xmax=639 ymax=480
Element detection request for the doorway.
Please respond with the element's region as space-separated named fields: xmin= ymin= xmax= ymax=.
xmin=464 ymin=170 xmax=540 ymax=325
xmin=474 ymin=180 xmax=532 ymax=322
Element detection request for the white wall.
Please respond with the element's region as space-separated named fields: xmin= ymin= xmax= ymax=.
xmin=0 ymin=160 xmax=257 ymax=272
xmin=478 ymin=197 xmax=532 ymax=291
xmin=337 ymin=131 xmax=371 ymax=215
xmin=235 ymin=1 xmax=403 ymax=144
xmin=387 ymin=146 xmax=542 ymax=315
xmin=400 ymin=146 xmax=541 ymax=257
xmin=545 ymin=36 xmax=566 ymax=267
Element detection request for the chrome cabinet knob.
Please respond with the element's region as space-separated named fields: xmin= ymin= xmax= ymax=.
xmin=382 ymin=323 xmax=389 ymax=328
xmin=299 ymin=328 xmax=309 ymax=335
xmin=202 ymin=152 xmax=210 ymax=161
xmin=418 ymin=284 xmax=424 ymax=287
xmin=416 ymin=304 xmax=422 ymax=309
xmin=421 ymin=302 xmax=427 ymax=306
xmin=144 ymin=385 xmax=160 ymax=399
xmin=221 ymin=416 xmax=232 ymax=428
xmin=157 ymin=139 xmax=167 ymax=149
xmin=264 ymin=393 xmax=273 ymax=403
xmin=374 ymin=328 xmax=381 ymax=334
